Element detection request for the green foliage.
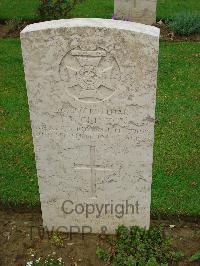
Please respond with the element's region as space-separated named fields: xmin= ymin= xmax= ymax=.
xmin=171 ymin=251 xmax=185 ymax=261
xmin=146 ymin=257 xmax=167 ymax=266
xmin=97 ymin=225 xmax=183 ymax=265
xmin=96 ymin=247 xmax=111 ymax=263
xmin=168 ymin=12 xmax=200 ymax=36
xmin=50 ymin=233 xmax=64 ymax=247
xmin=189 ymin=251 xmax=200 ymax=262
xmin=0 ymin=0 xmax=200 ymax=21
xmin=37 ymin=0 xmax=80 ymax=20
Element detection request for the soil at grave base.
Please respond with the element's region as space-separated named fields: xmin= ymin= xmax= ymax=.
xmin=153 ymin=22 xmax=200 ymax=42
xmin=0 ymin=23 xmax=10 ymax=38
xmin=0 ymin=208 xmax=200 ymax=266
xmin=0 ymin=20 xmax=200 ymax=41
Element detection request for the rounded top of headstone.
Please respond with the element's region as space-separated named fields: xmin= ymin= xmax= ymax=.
xmin=21 ymin=18 xmax=160 ymax=37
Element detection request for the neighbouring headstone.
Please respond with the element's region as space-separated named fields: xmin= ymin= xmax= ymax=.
xmin=21 ymin=18 xmax=160 ymax=234
xmin=114 ymin=0 xmax=157 ymax=25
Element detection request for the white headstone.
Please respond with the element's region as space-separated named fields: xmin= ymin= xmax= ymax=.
xmin=114 ymin=0 xmax=157 ymax=25
xmin=21 ymin=18 xmax=160 ymax=234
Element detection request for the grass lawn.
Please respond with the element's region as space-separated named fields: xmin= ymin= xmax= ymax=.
xmin=0 ymin=39 xmax=199 ymax=217
xmin=71 ymin=0 xmax=200 ymax=21
xmin=0 ymin=0 xmax=40 ymax=21
xmin=0 ymin=0 xmax=199 ymax=21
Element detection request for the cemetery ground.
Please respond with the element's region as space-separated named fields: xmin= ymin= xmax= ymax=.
xmin=0 ymin=208 xmax=200 ymax=265
xmin=0 ymin=1 xmax=200 ymax=266
xmin=0 ymin=38 xmax=200 ymax=265
xmin=0 ymin=0 xmax=200 ymax=21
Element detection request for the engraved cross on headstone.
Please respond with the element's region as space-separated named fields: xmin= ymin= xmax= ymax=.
xmin=74 ymin=146 xmax=112 ymax=197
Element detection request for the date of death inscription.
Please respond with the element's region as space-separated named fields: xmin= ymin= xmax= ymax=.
xmin=71 ymin=107 xmax=151 ymax=143
xmin=38 ymin=107 xmax=153 ymax=144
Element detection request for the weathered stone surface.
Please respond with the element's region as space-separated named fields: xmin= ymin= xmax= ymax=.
xmin=21 ymin=18 xmax=160 ymax=234
xmin=114 ymin=0 xmax=157 ymax=25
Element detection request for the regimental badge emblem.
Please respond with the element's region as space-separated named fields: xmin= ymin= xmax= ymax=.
xmin=59 ymin=44 xmax=121 ymax=103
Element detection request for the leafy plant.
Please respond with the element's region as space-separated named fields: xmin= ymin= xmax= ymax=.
xmin=97 ymin=225 xmax=184 ymax=265
xmin=171 ymin=251 xmax=185 ymax=262
xmin=37 ymin=0 xmax=81 ymax=20
xmin=50 ymin=232 xmax=64 ymax=247
xmin=96 ymin=247 xmax=111 ymax=263
xmin=189 ymin=251 xmax=200 ymax=262
xmin=168 ymin=12 xmax=200 ymax=36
